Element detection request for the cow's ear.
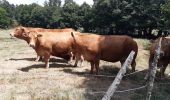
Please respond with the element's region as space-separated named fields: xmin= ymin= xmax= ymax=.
xmin=22 ymin=32 xmax=29 ymax=37
xmin=21 ymin=27 xmax=29 ymax=33
xmin=37 ymin=34 xmax=42 ymax=37
xmin=20 ymin=27 xmax=26 ymax=32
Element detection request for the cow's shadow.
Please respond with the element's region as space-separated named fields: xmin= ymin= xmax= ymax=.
xmin=62 ymin=65 xmax=170 ymax=100
xmin=63 ymin=65 xmax=121 ymax=77
xmin=62 ymin=64 xmax=138 ymax=76
xmin=9 ymin=57 xmax=67 ymax=63
xmin=9 ymin=58 xmax=35 ymax=61
xmin=19 ymin=62 xmax=74 ymax=72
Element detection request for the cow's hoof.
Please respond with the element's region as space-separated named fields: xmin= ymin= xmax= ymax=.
xmin=35 ymin=59 xmax=39 ymax=62
xmin=45 ymin=67 xmax=49 ymax=69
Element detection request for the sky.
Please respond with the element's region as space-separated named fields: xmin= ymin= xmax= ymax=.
xmin=6 ymin=0 xmax=94 ymax=6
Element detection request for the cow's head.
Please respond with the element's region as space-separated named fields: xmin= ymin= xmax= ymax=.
xmin=22 ymin=31 xmax=42 ymax=49
xmin=10 ymin=26 xmax=29 ymax=40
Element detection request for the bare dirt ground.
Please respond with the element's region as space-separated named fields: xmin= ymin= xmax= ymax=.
xmin=0 ymin=29 xmax=170 ymax=100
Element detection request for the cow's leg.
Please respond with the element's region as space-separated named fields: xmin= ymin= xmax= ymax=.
xmin=120 ymin=59 xmax=130 ymax=73
xmin=120 ymin=57 xmax=126 ymax=67
xmin=131 ymin=60 xmax=136 ymax=72
xmin=44 ymin=55 xmax=50 ymax=69
xmin=94 ymin=60 xmax=100 ymax=75
xmin=144 ymin=55 xmax=154 ymax=80
xmin=144 ymin=68 xmax=151 ymax=80
xmin=90 ymin=61 xmax=95 ymax=74
xmin=120 ymin=60 xmax=124 ymax=67
xmin=79 ymin=55 xmax=84 ymax=67
xmin=35 ymin=55 xmax=40 ymax=62
xmin=160 ymin=63 xmax=168 ymax=78
xmin=73 ymin=58 xmax=78 ymax=67
xmin=35 ymin=55 xmax=44 ymax=62
xmin=73 ymin=53 xmax=79 ymax=67
xmin=69 ymin=52 xmax=74 ymax=63
xmin=35 ymin=55 xmax=42 ymax=62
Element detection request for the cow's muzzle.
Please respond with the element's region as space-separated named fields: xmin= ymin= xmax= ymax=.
xmin=29 ymin=43 xmax=36 ymax=49
xmin=10 ymin=33 xmax=14 ymax=37
xmin=9 ymin=33 xmax=15 ymax=39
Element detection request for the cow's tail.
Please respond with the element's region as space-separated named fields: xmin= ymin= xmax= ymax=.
xmin=71 ymin=32 xmax=77 ymax=44
xmin=131 ymin=40 xmax=138 ymax=72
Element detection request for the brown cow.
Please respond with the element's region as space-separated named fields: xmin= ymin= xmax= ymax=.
xmin=145 ymin=37 xmax=170 ymax=79
xmin=10 ymin=26 xmax=75 ymax=62
xmin=71 ymin=32 xmax=138 ymax=74
xmin=20 ymin=30 xmax=82 ymax=68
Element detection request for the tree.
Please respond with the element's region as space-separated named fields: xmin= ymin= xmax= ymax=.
xmin=79 ymin=2 xmax=93 ymax=32
xmin=0 ymin=7 xmax=10 ymax=28
xmin=129 ymin=0 xmax=165 ymax=37
xmin=44 ymin=0 xmax=62 ymax=28
xmin=48 ymin=0 xmax=61 ymax=7
xmin=64 ymin=0 xmax=73 ymax=5
xmin=0 ymin=0 xmax=15 ymax=19
xmin=30 ymin=6 xmax=51 ymax=28
xmin=161 ymin=0 xmax=170 ymax=29
xmin=91 ymin=0 xmax=165 ymax=37
xmin=15 ymin=3 xmax=40 ymax=26
xmin=60 ymin=1 xmax=80 ymax=29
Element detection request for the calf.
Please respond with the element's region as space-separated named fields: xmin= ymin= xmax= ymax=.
xmin=71 ymin=32 xmax=138 ymax=74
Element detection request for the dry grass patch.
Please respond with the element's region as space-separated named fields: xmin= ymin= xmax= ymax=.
xmin=0 ymin=29 xmax=170 ymax=100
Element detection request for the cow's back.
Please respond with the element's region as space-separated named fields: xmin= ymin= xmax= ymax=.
xmin=73 ymin=34 xmax=138 ymax=62
xmin=36 ymin=32 xmax=73 ymax=57
xmin=27 ymin=27 xmax=75 ymax=32
xmin=99 ymin=35 xmax=138 ymax=62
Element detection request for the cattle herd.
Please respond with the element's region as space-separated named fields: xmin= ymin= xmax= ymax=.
xmin=9 ymin=26 xmax=170 ymax=79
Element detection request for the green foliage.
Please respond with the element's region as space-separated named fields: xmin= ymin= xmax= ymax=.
xmin=30 ymin=6 xmax=48 ymax=28
xmin=79 ymin=3 xmax=93 ymax=32
xmin=161 ymin=0 xmax=170 ymax=29
xmin=0 ymin=0 xmax=169 ymax=37
xmin=0 ymin=0 xmax=15 ymax=19
xmin=15 ymin=0 xmax=62 ymax=28
xmin=60 ymin=1 xmax=80 ymax=29
xmin=0 ymin=7 xmax=10 ymax=28
xmin=15 ymin=3 xmax=39 ymax=26
xmin=91 ymin=0 xmax=165 ymax=35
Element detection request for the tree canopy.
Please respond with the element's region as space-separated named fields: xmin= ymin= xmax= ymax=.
xmin=0 ymin=0 xmax=170 ymax=38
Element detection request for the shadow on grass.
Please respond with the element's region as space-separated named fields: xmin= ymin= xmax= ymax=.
xmin=9 ymin=57 xmax=68 ymax=63
xmin=62 ymin=65 xmax=120 ymax=77
xmin=18 ymin=63 xmax=74 ymax=72
xmin=62 ymin=64 xmax=170 ymax=100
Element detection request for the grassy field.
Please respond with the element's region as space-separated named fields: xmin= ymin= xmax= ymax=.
xmin=0 ymin=29 xmax=170 ymax=100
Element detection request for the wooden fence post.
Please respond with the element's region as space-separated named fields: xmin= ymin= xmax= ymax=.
xmin=146 ymin=37 xmax=162 ymax=100
xmin=102 ymin=51 xmax=135 ymax=100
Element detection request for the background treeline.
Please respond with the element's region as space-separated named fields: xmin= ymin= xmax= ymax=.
xmin=1 ymin=0 xmax=170 ymax=38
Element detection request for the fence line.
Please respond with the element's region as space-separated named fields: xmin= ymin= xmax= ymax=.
xmin=1 ymin=81 xmax=169 ymax=95
xmin=102 ymin=51 xmax=135 ymax=100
